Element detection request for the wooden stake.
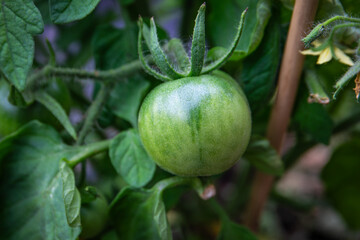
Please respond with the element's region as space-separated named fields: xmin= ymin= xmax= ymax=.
xmin=243 ymin=0 xmax=319 ymax=231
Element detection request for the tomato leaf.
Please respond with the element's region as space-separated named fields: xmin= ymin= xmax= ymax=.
xmin=217 ymin=219 xmax=258 ymax=240
xmin=243 ymin=136 xmax=284 ymax=176
xmin=0 ymin=0 xmax=44 ymax=90
xmin=110 ymin=187 xmax=172 ymax=240
xmin=35 ymin=90 xmax=77 ymax=140
xmin=109 ymin=129 xmax=155 ymax=188
xmin=108 ymin=75 xmax=150 ymax=127
xmin=321 ymin=139 xmax=360 ymax=230
xmin=239 ymin=15 xmax=281 ymax=113
xmin=60 ymin=161 xmax=81 ymax=228
xmin=49 ymin=0 xmax=101 ymax=24
xmin=208 ymin=0 xmax=271 ymax=59
xmin=0 ymin=121 xmax=82 ymax=240
xmin=210 ymin=199 xmax=257 ymax=240
xmin=92 ymin=24 xmax=151 ymax=127
xmin=293 ymin=89 xmax=333 ymax=144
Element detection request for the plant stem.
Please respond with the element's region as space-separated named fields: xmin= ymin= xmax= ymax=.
xmin=68 ymin=139 xmax=112 ymax=167
xmin=27 ymin=59 xmax=143 ymax=87
xmin=328 ymin=22 xmax=360 ymax=40
xmin=76 ymin=84 xmax=110 ymax=145
xmin=75 ymin=84 xmax=110 ymax=184
xmin=153 ymin=176 xmax=202 ymax=194
xmin=243 ymin=0 xmax=319 ymax=231
xmin=323 ymin=15 xmax=360 ymax=26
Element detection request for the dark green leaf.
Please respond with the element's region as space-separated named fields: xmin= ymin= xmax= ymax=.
xmin=8 ymin=85 xmax=29 ymax=107
xmin=0 ymin=121 xmax=81 ymax=240
xmin=92 ymin=24 xmax=151 ymax=127
xmin=0 ymin=0 xmax=44 ymax=90
xmin=0 ymin=81 xmax=27 ymax=137
xmin=35 ymin=91 xmax=77 ymax=140
xmin=217 ymin=219 xmax=258 ymax=240
xmin=239 ymin=16 xmax=281 ymax=112
xmin=92 ymin=24 xmax=138 ymax=70
xmin=322 ymin=139 xmax=360 ymax=230
xmin=244 ymin=136 xmax=284 ymax=176
xmin=50 ymin=0 xmax=101 ymax=24
xmin=208 ymin=0 xmax=271 ymax=59
xmin=109 ymin=129 xmax=155 ymax=187
xmin=108 ymin=75 xmax=150 ymax=127
xmin=110 ymin=187 xmax=172 ymax=240
xmin=60 ymin=161 xmax=81 ymax=227
xmin=316 ymin=0 xmax=345 ymax=21
xmin=293 ymin=90 xmax=333 ymax=144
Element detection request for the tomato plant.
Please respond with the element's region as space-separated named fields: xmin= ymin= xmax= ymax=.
xmin=1 ymin=0 xmax=360 ymax=240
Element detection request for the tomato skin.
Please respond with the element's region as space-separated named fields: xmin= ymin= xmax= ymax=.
xmin=138 ymin=71 xmax=251 ymax=176
xmin=80 ymin=195 xmax=108 ymax=239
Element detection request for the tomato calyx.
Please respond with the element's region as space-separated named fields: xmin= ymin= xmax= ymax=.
xmin=137 ymin=4 xmax=248 ymax=82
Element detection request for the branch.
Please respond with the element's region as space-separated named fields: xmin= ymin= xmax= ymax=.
xmin=27 ymin=59 xmax=143 ymax=88
xmin=76 ymin=84 xmax=110 ymax=145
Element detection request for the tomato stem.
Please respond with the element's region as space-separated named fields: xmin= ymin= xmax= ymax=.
xmin=67 ymin=139 xmax=112 ymax=168
xmin=76 ymin=84 xmax=110 ymax=145
xmin=26 ymin=59 xmax=144 ymax=89
xmin=152 ymin=176 xmax=204 ymax=196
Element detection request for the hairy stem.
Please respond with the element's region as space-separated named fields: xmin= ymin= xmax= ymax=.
xmin=27 ymin=60 xmax=143 ymax=88
xmin=153 ymin=176 xmax=202 ymax=195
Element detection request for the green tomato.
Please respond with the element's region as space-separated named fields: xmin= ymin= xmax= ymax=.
xmin=80 ymin=195 xmax=108 ymax=239
xmin=138 ymin=71 xmax=252 ymax=176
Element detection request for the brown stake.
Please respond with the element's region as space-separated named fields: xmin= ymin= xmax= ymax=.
xmin=243 ymin=0 xmax=319 ymax=231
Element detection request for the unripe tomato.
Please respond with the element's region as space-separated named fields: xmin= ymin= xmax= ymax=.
xmin=138 ymin=71 xmax=251 ymax=176
xmin=80 ymin=194 xmax=108 ymax=239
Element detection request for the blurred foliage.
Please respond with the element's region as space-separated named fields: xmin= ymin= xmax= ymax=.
xmin=1 ymin=0 xmax=360 ymax=239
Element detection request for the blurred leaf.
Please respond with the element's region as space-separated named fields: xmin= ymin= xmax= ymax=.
xmin=108 ymin=75 xmax=150 ymax=127
xmin=341 ymin=0 xmax=360 ymax=15
xmin=322 ymin=139 xmax=360 ymax=230
xmin=239 ymin=16 xmax=281 ymax=112
xmin=293 ymin=89 xmax=333 ymax=144
xmin=60 ymin=161 xmax=81 ymax=227
xmin=0 ymin=81 xmax=25 ymax=136
xmin=0 ymin=0 xmax=44 ymax=90
xmin=92 ymin=24 xmax=151 ymax=127
xmin=8 ymin=85 xmax=29 ymax=108
xmin=35 ymin=91 xmax=77 ymax=140
xmin=244 ymin=136 xmax=284 ymax=176
xmin=210 ymin=199 xmax=257 ymax=240
xmin=119 ymin=0 xmax=135 ymax=5
xmin=316 ymin=0 xmax=344 ymax=21
xmin=0 ymin=121 xmax=81 ymax=240
xmin=110 ymin=187 xmax=172 ymax=240
xmin=92 ymin=24 xmax=138 ymax=70
xmin=49 ymin=0 xmax=101 ymax=24
xmin=109 ymin=129 xmax=155 ymax=188
xmin=208 ymin=0 xmax=271 ymax=59
xmin=217 ymin=219 xmax=257 ymax=240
